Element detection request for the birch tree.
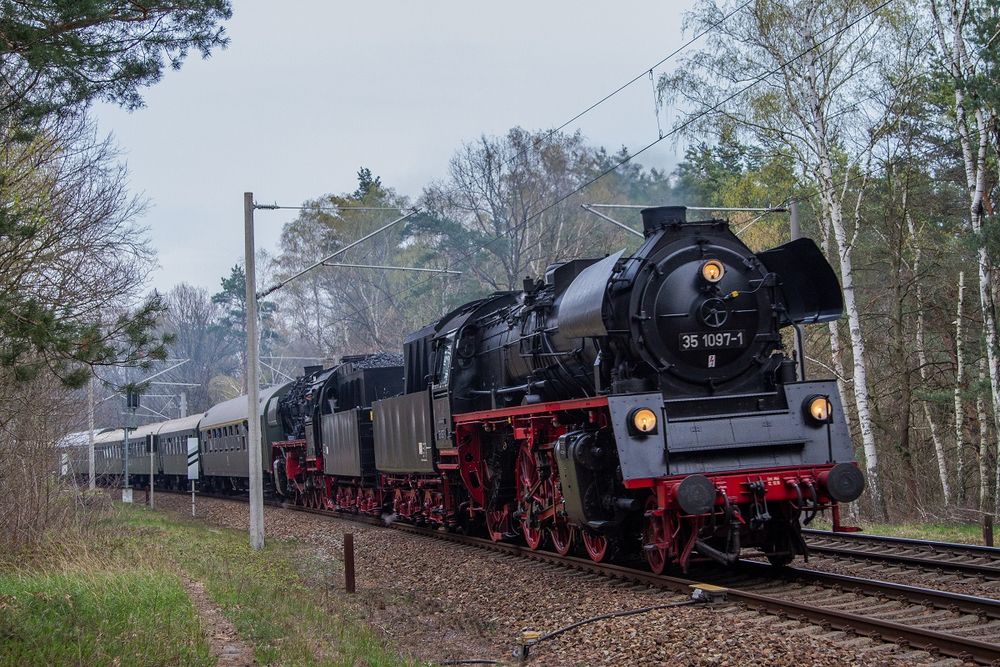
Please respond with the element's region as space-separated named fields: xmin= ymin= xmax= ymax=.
xmin=954 ymin=271 xmax=967 ymax=501
xmin=661 ymin=0 xmax=927 ymax=517
xmin=930 ymin=0 xmax=1000 ymax=511
xmin=908 ymin=207 xmax=952 ymax=502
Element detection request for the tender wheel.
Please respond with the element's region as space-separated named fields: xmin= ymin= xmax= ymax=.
xmin=515 ymin=442 xmax=544 ymax=550
xmin=643 ymin=496 xmax=668 ymax=574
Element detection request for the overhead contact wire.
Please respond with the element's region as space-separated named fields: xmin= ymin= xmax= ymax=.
xmin=317 ymin=0 xmax=898 ymax=331
xmin=268 ymin=2 xmax=752 ymax=272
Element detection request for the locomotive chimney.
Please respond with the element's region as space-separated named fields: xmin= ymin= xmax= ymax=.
xmin=640 ymin=206 xmax=687 ymax=236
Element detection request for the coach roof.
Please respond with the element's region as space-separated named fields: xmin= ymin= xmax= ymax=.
xmin=200 ymin=384 xmax=288 ymax=430
xmin=156 ymin=413 xmax=204 ymax=435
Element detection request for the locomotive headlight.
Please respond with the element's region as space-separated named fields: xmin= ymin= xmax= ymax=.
xmin=629 ymin=407 xmax=658 ymax=435
xmin=803 ymin=395 xmax=833 ymax=425
xmin=701 ymin=259 xmax=725 ymax=283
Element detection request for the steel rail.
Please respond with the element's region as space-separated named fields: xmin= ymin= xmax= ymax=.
xmin=804 ymin=527 xmax=1000 ymax=556
xmin=734 ymin=559 xmax=1000 ymax=619
xmin=805 ymin=544 xmax=1000 ymax=576
xmin=803 ymin=529 xmax=1000 ymax=577
xmin=155 ymin=489 xmax=1000 ymax=664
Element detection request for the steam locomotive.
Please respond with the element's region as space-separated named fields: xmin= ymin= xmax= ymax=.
xmin=77 ymin=206 xmax=864 ymax=571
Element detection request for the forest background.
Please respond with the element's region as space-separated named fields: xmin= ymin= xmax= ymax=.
xmin=3 ymin=0 xmax=1000 ymax=546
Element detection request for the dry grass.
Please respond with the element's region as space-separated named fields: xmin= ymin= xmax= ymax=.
xmin=0 ymin=373 xmax=97 ymax=556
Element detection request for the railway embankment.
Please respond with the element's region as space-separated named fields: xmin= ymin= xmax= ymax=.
xmin=0 ymin=497 xmax=406 ymax=666
xmin=150 ymin=493 xmax=934 ymax=666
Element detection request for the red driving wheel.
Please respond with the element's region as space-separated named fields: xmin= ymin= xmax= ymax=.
xmin=644 ymin=496 xmax=669 ymax=574
xmin=581 ymin=530 xmax=609 ymax=562
xmin=515 ymin=442 xmax=544 ymax=550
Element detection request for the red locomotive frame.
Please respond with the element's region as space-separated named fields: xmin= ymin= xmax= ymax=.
xmin=272 ymin=395 xmax=857 ymax=571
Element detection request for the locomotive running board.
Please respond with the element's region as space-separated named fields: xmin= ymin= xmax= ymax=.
xmin=451 ymin=396 xmax=610 ymax=423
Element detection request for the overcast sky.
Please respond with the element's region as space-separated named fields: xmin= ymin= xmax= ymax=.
xmin=94 ymin=0 xmax=696 ymax=294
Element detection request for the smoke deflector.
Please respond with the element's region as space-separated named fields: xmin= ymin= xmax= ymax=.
xmin=757 ymin=238 xmax=844 ymax=325
xmin=557 ymin=249 xmax=625 ymax=338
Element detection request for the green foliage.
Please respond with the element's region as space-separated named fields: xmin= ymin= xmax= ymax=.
xmin=0 ymin=290 xmax=170 ymax=389
xmin=0 ymin=1 xmax=229 ymax=389
xmin=968 ymin=0 xmax=1000 ymax=112
xmin=0 ymin=0 xmax=232 ymax=126
xmin=211 ymin=265 xmax=279 ymax=358
xmin=353 ymin=166 xmax=383 ymax=199
xmin=810 ymin=518 xmax=987 ymax=544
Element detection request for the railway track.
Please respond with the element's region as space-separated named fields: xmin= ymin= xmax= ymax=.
xmin=156 ymin=490 xmax=1000 ymax=664
xmin=803 ymin=528 xmax=1000 ymax=579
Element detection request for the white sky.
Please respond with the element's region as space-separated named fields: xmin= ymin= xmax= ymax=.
xmin=94 ymin=0 xmax=696 ymax=294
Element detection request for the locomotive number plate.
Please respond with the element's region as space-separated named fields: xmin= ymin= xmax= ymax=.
xmin=678 ymin=330 xmax=747 ymax=350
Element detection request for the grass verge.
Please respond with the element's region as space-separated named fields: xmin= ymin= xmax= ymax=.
xmin=0 ymin=569 xmax=211 ymax=667
xmin=811 ymin=518 xmax=988 ymax=545
xmin=1 ymin=502 xmax=411 ymax=667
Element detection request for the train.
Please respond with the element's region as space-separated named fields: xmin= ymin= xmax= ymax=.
xmin=67 ymin=206 xmax=865 ymax=571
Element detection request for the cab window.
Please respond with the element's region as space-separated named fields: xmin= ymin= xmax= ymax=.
xmin=435 ymin=333 xmax=455 ymax=386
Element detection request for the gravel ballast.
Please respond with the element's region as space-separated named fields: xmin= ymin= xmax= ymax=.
xmin=149 ymin=494 xmax=957 ymax=665
xmin=789 ymin=553 xmax=1000 ymax=599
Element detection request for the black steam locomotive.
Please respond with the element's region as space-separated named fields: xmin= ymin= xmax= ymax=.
xmin=80 ymin=206 xmax=863 ymax=571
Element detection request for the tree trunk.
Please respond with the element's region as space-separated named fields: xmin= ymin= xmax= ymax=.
xmin=892 ymin=209 xmax=918 ymax=504
xmin=979 ymin=355 xmax=991 ymax=512
xmin=820 ymin=217 xmax=855 ymax=436
xmin=906 ymin=211 xmax=951 ymax=502
xmin=955 ymin=271 xmax=967 ymax=504
xmin=818 ymin=156 xmax=885 ymax=519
